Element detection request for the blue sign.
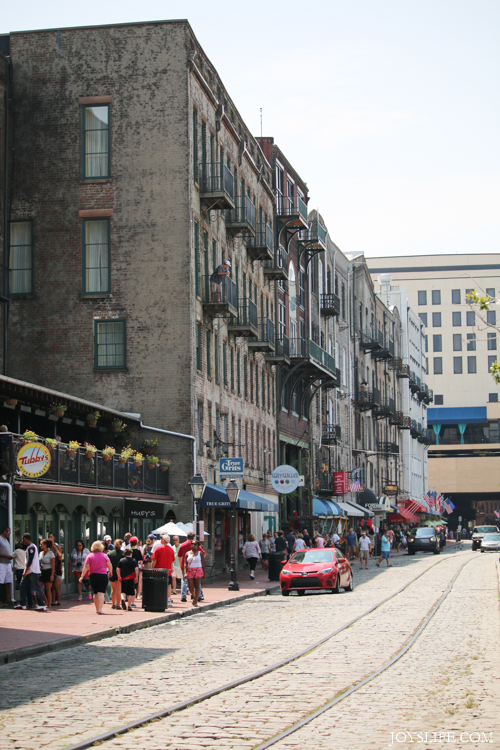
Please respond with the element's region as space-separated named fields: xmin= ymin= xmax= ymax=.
xmin=219 ymin=457 xmax=244 ymax=478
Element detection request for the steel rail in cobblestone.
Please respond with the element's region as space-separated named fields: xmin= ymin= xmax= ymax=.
xmin=60 ymin=549 xmax=470 ymax=750
xmin=253 ymin=555 xmax=474 ymax=750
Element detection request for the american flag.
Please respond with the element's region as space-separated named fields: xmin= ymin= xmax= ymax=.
xmin=423 ymin=491 xmax=432 ymax=506
xmin=349 ymin=480 xmax=363 ymax=493
xmin=443 ymin=498 xmax=455 ymax=515
xmin=494 ymin=510 xmax=500 ymax=519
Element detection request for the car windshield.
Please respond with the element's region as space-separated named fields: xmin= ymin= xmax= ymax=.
xmin=474 ymin=526 xmax=498 ymax=534
xmin=411 ymin=528 xmax=435 ymax=537
xmin=482 ymin=534 xmax=500 ymax=541
xmin=289 ymin=550 xmax=334 ymax=564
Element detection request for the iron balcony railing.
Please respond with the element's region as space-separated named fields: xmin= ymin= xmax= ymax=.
xmin=247 ymin=223 xmax=273 ymax=255
xmin=320 ymin=293 xmax=341 ymax=316
xmin=289 ymin=337 xmax=307 ymax=358
xmin=8 ymin=436 xmax=169 ymax=496
xmin=274 ymin=335 xmax=290 ymax=359
xmin=322 ymin=423 xmax=341 ymax=445
xmin=202 ymin=275 xmax=238 ymax=311
xmin=380 ymin=442 xmax=399 ymax=454
xmin=226 ymin=195 xmax=256 ymax=231
xmin=355 ymin=385 xmax=381 ymax=406
xmin=308 ymin=339 xmax=337 ymax=375
xmin=258 ymin=317 xmax=275 ymax=344
xmin=199 ymin=162 xmax=234 ymax=200
xmin=276 ymin=194 xmax=308 ymax=222
xmin=299 ymin=219 xmax=327 ymax=247
xmin=230 ymin=298 xmax=258 ymax=330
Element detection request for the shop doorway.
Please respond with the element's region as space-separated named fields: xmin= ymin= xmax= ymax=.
xmin=55 ymin=505 xmax=73 ymax=596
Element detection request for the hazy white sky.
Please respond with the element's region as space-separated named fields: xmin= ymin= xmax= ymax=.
xmin=3 ymin=0 xmax=499 ymax=258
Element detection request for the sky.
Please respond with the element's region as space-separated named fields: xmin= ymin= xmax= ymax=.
xmin=2 ymin=0 xmax=499 ymax=258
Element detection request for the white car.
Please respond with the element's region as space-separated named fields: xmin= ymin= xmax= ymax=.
xmin=471 ymin=525 xmax=500 ymax=551
xmin=480 ymin=533 xmax=500 ymax=552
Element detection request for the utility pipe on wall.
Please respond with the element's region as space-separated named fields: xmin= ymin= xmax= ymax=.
xmin=0 ymin=482 xmax=14 ymax=602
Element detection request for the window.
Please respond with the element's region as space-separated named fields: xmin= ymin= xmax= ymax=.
xmin=194 ymin=221 xmax=199 ymax=296
xmin=452 ymin=311 xmax=461 ymax=327
xmin=230 ymin=348 xmax=234 ymax=390
xmin=487 ymin=310 xmax=496 ymax=326
xmin=237 ymin=351 xmax=241 ymax=395
xmin=276 ymin=164 xmax=284 ymax=214
xmin=453 ymin=334 xmax=462 ymax=351
xmin=197 ymin=403 xmax=203 ymax=453
xmin=486 ymin=288 xmax=495 ymax=299
xmin=488 ymin=355 xmax=497 ymax=372
xmin=82 ymin=218 xmax=110 ymax=294
xmin=423 ymin=335 xmax=428 ymax=353
xmin=279 ymin=302 xmax=286 ymax=339
xmin=453 ymin=357 xmax=462 ymax=374
xmin=299 ymin=269 xmax=306 ymax=308
xmin=206 ymin=331 xmax=211 ymax=377
xmin=418 ymin=291 xmax=427 ymax=306
xmin=214 ymin=334 xmax=219 ymax=384
xmin=432 ymin=290 xmax=441 ymax=305
xmin=467 ymin=356 xmax=476 ymax=374
xmin=9 ymin=221 xmax=33 ymax=295
xmin=244 ymin=357 xmax=248 ymax=399
xmin=341 ymin=283 xmax=346 ymax=319
xmin=192 ymin=110 xmax=198 ymax=181
xmin=433 ymin=357 xmax=443 ymax=375
xmin=196 ymin=324 xmax=201 ymax=370
xmin=94 ymin=319 xmax=126 ymax=369
xmin=467 ymin=333 xmax=476 ymax=351
xmin=489 ymin=393 xmax=498 ymax=403
xmin=451 ymin=289 xmax=461 ymax=304
xmin=433 ymin=335 xmax=442 ymax=352
xmin=487 ymin=332 xmax=497 ymax=350
xmin=250 ymin=360 xmax=254 ymax=402
xmin=419 ymin=312 xmax=428 ymax=327
xmin=82 ymin=105 xmax=110 ymax=178
xmin=434 ymin=395 xmax=444 ymax=405
xmin=466 ymin=311 xmax=475 ymax=326
xmin=432 ymin=312 xmax=441 ymax=327
xmin=223 ymin=342 xmax=227 ymax=386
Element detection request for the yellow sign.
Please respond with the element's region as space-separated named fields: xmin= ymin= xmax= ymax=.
xmin=17 ymin=442 xmax=51 ymax=478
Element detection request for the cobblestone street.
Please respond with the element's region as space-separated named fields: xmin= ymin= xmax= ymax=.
xmin=1 ymin=545 xmax=498 ymax=750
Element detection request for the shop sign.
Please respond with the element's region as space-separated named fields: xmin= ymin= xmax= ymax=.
xmin=384 ymin=485 xmax=398 ymax=496
xmin=219 ymin=457 xmax=244 ymax=478
xmin=271 ymin=465 xmax=300 ymax=494
xmin=123 ymin=498 xmax=165 ymax=519
xmin=333 ymin=471 xmax=349 ymax=495
xmin=17 ymin=442 xmax=51 ymax=478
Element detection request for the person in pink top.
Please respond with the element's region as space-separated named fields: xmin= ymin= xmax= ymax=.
xmin=80 ymin=541 xmax=113 ymax=614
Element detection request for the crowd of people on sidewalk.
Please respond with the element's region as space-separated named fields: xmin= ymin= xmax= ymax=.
xmin=0 ymin=526 xmax=207 ymax=612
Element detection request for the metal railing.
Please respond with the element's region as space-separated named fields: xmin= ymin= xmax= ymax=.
xmin=356 ymin=386 xmax=381 ymax=405
xmin=299 ymin=219 xmax=327 ymax=246
xmin=380 ymin=442 xmax=399 ymax=454
xmin=289 ymin=337 xmax=307 ymax=358
xmin=199 ymin=162 xmax=234 ymax=199
xmin=322 ymin=423 xmax=341 ymax=444
xmin=276 ymin=194 xmax=308 ymax=222
xmin=308 ymin=338 xmax=337 ymax=374
xmin=256 ymin=317 xmax=275 ymax=343
xmin=320 ymin=293 xmax=341 ymax=315
xmin=226 ymin=195 xmax=256 ymax=230
xmin=203 ymin=275 xmax=238 ymax=310
xmin=274 ymin=335 xmax=290 ymax=359
xmin=247 ymin=223 xmax=273 ymax=253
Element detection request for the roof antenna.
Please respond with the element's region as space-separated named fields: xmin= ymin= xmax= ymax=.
xmin=260 ymin=108 xmax=263 ymax=138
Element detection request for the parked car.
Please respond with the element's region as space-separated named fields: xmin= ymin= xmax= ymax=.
xmin=471 ymin=525 xmax=500 ymax=551
xmin=279 ymin=548 xmax=353 ymax=596
xmin=407 ymin=527 xmax=440 ymax=555
xmin=479 ymin=533 xmax=500 ymax=553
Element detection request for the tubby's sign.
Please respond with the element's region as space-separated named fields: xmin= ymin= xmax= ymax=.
xmin=17 ymin=442 xmax=51 ymax=478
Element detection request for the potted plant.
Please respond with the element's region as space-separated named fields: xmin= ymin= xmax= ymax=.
xmin=146 ymin=455 xmax=158 ymax=469
xmin=159 ymin=459 xmax=171 ymax=473
xmin=45 ymin=437 xmax=58 ymax=451
xmin=5 ymin=398 xmax=17 ymax=406
xmin=49 ymin=403 xmax=67 ymax=418
xmin=86 ymin=410 xmax=101 ymax=426
xmin=84 ymin=442 xmax=97 ymax=458
xmin=102 ymin=446 xmax=116 ymax=462
xmin=22 ymin=429 xmax=38 ymax=445
xmin=111 ymin=419 xmax=126 ymax=433
xmin=141 ymin=437 xmax=159 ymax=455
xmin=66 ymin=440 xmax=80 ymax=456
xmin=133 ymin=452 xmax=144 ymax=467
xmin=118 ymin=446 xmax=133 ymax=464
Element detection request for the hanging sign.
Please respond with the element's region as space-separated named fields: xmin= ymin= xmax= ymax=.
xmin=271 ymin=465 xmax=300 ymax=494
xmin=17 ymin=442 xmax=51 ymax=478
xmin=219 ymin=457 xmax=244 ymax=478
xmin=333 ymin=471 xmax=349 ymax=495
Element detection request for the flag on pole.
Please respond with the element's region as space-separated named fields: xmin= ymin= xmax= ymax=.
xmin=494 ymin=510 xmax=500 ymax=519
xmin=349 ymin=480 xmax=363 ymax=493
xmin=443 ymin=498 xmax=455 ymax=514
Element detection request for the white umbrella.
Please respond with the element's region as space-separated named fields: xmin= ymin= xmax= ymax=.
xmin=175 ymin=521 xmax=210 ymax=536
xmin=151 ymin=521 xmax=188 ymax=537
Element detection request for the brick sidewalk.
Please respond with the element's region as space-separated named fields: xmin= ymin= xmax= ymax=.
xmin=0 ymin=566 xmax=277 ymax=662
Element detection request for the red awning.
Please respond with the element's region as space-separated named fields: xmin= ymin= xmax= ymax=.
xmin=388 ymin=507 xmax=420 ymax=523
xmin=402 ymin=499 xmax=427 ymax=514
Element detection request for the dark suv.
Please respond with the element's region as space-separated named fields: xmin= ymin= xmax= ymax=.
xmin=407 ymin=527 xmax=440 ymax=555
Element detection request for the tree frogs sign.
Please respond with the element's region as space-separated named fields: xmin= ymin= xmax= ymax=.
xmin=17 ymin=442 xmax=51 ymax=478
xmin=271 ymin=465 xmax=300 ymax=494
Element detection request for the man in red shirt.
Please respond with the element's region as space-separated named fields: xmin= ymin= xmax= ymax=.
xmin=178 ymin=532 xmax=205 ymax=602
xmin=152 ymin=534 xmax=175 ymax=607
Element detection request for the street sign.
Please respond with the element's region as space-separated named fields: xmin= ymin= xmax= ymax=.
xmin=219 ymin=457 xmax=244 ymax=478
xmin=271 ymin=465 xmax=300 ymax=494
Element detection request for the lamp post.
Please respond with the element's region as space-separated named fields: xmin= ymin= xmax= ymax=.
xmin=188 ymin=473 xmax=206 ymax=526
xmin=226 ymin=479 xmax=240 ymax=591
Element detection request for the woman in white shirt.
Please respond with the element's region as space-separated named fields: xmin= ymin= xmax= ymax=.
xmin=242 ymin=534 xmax=262 ymax=580
xmin=293 ymin=534 xmax=306 ymax=553
xmin=185 ymin=541 xmax=206 ymax=606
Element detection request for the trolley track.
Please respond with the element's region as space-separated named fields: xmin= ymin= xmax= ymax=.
xmin=59 ymin=548 xmax=473 ymax=750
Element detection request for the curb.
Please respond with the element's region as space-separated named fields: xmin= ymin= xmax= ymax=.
xmin=0 ymin=584 xmax=281 ymax=666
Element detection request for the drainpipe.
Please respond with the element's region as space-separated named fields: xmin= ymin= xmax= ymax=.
xmin=0 ymin=482 xmax=14 ymax=602
xmin=3 ymin=57 xmax=11 ymax=377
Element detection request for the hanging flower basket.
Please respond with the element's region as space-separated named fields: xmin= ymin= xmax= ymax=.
xmin=66 ymin=449 xmax=76 ymax=457
xmin=118 ymin=447 xmax=133 ymax=464
xmin=159 ymin=459 xmax=171 ymax=473
xmin=50 ymin=403 xmax=67 ymax=418
xmin=111 ymin=419 xmax=126 ymax=433
xmin=86 ymin=411 xmax=101 ymax=426
xmin=143 ymin=447 xmax=155 ymax=456
xmin=102 ymin=446 xmax=116 ymax=462
xmin=141 ymin=438 xmax=159 ymax=455
xmin=146 ymin=456 xmax=158 ymax=470
xmin=45 ymin=438 xmax=57 ymax=452
xmin=133 ymin=452 xmax=144 ymax=467
xmin=66 ymin=440 xmax=80 ymax=456
xmin=6 ymin=399 xmax=17 ymax=406
xmin=22 ymin=430 xmax=38 ymax=445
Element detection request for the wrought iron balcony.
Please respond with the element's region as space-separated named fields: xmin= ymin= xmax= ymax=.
xmin=374 ymin=395 xmax=394 ymax=420
xmin=228 ymin=299 xmax=258 ymax=337
xmin=225 ymin=195 xmax=256 ymax=235
xmin=400 ymin=415 xmax=412 ymax=429
xmin=199 ymin=162 xmax=235 ymax=210
xmin=287 ymin=337 xmax=338 ymax=382
xmin=298 ymin=219 xmax=327 ymax=250
xmin=275 ymin=193 xmax=308 ymax=228
xmin=315 ymin=472 xmax=333 ymax=496
xmin=265 ymin=334 xmax=290 ymax=364
xmin=390 ymin=410 xmax=403 ymax=426
xmin=389 ymin=357 xmax=411 ymax=378
xmin=409 ymin=371 xmax=421 ymax=393
xmin=246 ymin=223 xmax=273 ymax=261
xmin=355 ymin=385 xmax=381 ymax=412
xmin=320 ymin=293 xmax=341 ymax=317
xmin=380 ymin=441 xmax=399 ymax=454
xmin=359 ymin=329 xmax=382 ymax=352
xmin=322 ymin=423 xmax=341 ymax=446
xmin=202 ymin=275 xmax=238 ymax=317
xmin=370 ymin=329 xmax=394 ymax=361
xmin=263 ymin=245 xmax=288 ymax=281
xmin=248 ymin=317 xmax=275 ymax=353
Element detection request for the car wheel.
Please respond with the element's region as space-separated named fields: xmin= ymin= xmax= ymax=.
xmin=433 ymin=548 xmax=440 ymax=554
xmin=281 ymin=590 xmax=290 ymax=596
xmin=297 ymin=589 xmax=305 ymax=596
xmin=408 ymin=550 xmax=415 ymax=555
xmin=481 ymin=549 xmax=485 ymax=553
xmin=333 ymin=573 xmax=341 ymax=594
xmin=344 ymin=574 xmax=354 ymax=592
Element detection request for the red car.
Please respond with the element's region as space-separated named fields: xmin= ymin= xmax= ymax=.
xmin=280 ymin=548 xmax=353 ymax=596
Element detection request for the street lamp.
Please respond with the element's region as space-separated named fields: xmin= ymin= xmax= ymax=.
xmin=188 ymin=473 xmax=206 ymax=525
xmin=226 ymin=479 xmax=240 ymax=591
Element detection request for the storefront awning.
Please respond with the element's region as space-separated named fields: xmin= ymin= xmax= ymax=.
xmin=402 ymin=499 xmax=427 ymax=513
xmin=347 ymin=500 xmax=374 ymax=518
xmin=337 ymin=501 xmax=364 ymax=518
xmin=357 ymin=488 xmax=378 ymax=507
xmin=199 ymin=484 xmax=279 ymax=511
xmin=427 ymin=406 xmax=487 ymax=426
xmin=312 ymin=498 xmax=345 ymax=517
xmin=388 ymin=506 xmax=420 ymax=523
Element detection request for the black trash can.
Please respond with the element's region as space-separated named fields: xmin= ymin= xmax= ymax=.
xmin=268 ymin=552 xmax=285 ymax=581
xmin=142 ymin=568 xmax=169 ymax=612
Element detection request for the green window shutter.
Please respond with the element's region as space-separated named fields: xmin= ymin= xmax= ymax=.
xmin=194 ymin=221 xmax=199 ymax=296
xmin=223 ymin=343 xmax=227 ymax=385
xmin=196 ymin=324 xmax=201 ymax=370
xmin=206 ymin=331 xmax=211 ymax=377
xmin=193 ymin=110 xmax=198 ymax=181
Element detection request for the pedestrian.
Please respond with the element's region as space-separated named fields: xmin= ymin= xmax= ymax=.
xmin=376 ymin=531 xmax=392 ymax=568
xmin=385 ymin=526 xmax=395 ymax=548
xmin=142 ymin=534 xmax=155 ymax=569
xmin=69 ymin=540 xmax=91 ymax=601
xmin=122 ymin=532 xmax=132 ymax=550
xmin=269 ymin=532 xmax=277 ymax=553
xmin=171 ymin=536 xmax=182 ymax=594
xmin=332 ymin=531 xmax=340 ymax=545
xmin=259 ymin=532 xmax=270 ymax=566
xmin=39 ymin=539 xmax=55 ymax=611
xmin=177 ymin=531 xmax=198 ymax=602
xmin=47 ymin=532 xmax=63 ymax=606
xmin=242 ymin=534 xmax=262 ymax=579
xmin=359 ymin=530 xmax=371 ymax=569
xmin=285 ymin=529 xmax=296 ymax=557
xmin=184 ymin=540 xmax=206 ymax=606
xmin=103 ymin=535 xmax=114 ymax=551
xmin=108 ymin=539 xmax=124 ymax=609
xmin=117 ymin=548 xmax=139 ymax=611
xmin=15 ymin=533 xmax=46 ymax=611
xmin=316 ymin=533 xmax=325 ymax=548
xmin=79 ymin=540 xmax=113 ymax=615
xmin=129 ymin=537 xmax=143 ymax=601
xmin=152 ymin=533 xmax=175 ymax=608
xmin=302 ymin=528 xmax=312 ymax=547
xmin=13 ymin=542 xmax=26 ymax=592
xmin=345 ymin=528 xmax=357 ymax=560
xmin=0 ymin=526 xmax=13 ymax=605
xmin=210 ymin=258 xmax=231 ymax=302
xmin=293 ymin=533 xmax=306 ymax=552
